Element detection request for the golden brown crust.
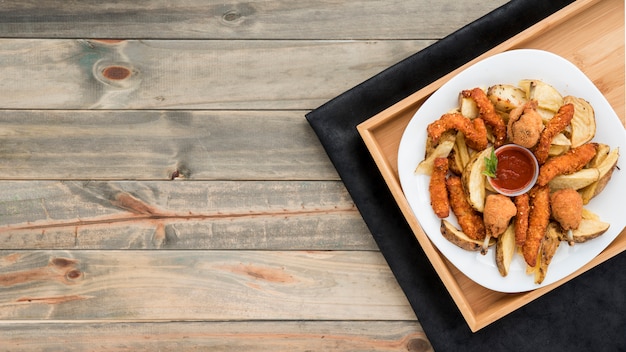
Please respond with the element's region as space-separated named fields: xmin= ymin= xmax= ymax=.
xmin=426 ymin=113 xmax=488 ymax=151
xmin=537 ymin=143 xmax=598 ymax=186
xmin=522 ymin=185 xmax=551 ymax=266
xmin=534 ymin=103 xmax=575 ymax=164
xmin=446 ymin=175 xmax=486 ymax=240
xmin=513 ymin=193 xmax=530 ymax=247
xmin=429 ymin=157 xmax=450 ymax=218
xmin=462 ymin=87 xmax=507 ymax=148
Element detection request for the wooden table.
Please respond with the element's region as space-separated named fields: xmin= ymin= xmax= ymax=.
xmin=0 ymin=1 xmax=508 ymax=350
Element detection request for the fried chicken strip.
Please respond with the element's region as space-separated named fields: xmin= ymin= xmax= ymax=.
xmin=534 ymin=103 xmax=575 ymax=164
xmin=446 ymin=175 xmax=486 ymax=240
xmin=513 ymin=193 xmax=530 ymax=247
xmin=522 ymin=185 xmax=551 ymax=267
xmin=462 ymin=87 xmax=507 ymax=147
xmin=429 ymin=157 xmax=450 ymax=218
xmin=427 ymin=113 xmax=488 ymax=151
xmin=536 ymin=143 xmax=598 ymax=186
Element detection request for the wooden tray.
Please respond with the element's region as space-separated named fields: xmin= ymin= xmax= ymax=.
xmin=358 ymin=0 xmax=625 ymax=332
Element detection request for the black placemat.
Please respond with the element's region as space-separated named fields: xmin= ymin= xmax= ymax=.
xmin=305 ymin=0 xmax=626 ymax=350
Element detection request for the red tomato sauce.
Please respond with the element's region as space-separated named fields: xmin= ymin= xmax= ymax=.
xmin=492 ymin=148 xmax=535 ymax=191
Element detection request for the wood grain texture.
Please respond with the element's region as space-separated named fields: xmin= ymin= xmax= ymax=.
xmin=0 ymin=39 xmax=430 ymax=110
xmin=0 ymin=321 xmax=433 ymax=352
xmin=0 ymin=250 xmax=415 ymax=321
xmin=0 ymin=180 xmax=375 ymax=250
xmin=0 ymin=110 xmax=338 ymax=180
xmin=0 ymin=0 xmax=506 ymax=40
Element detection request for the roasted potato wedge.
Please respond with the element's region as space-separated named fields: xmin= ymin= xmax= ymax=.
xmin=535 ymin=222 xmax=561 ymax=284
xmin=563 ymin=95 xmax=596 ymax=148
xmin=548 ymin=168 xmax=600 ymax=191
xmin=495 ymin=223 xmax=516 ymax=277
xmin=580 ymin=147 xmax=620 ymax=204
xmin=519 ymin=79 xmax=563 ymax=112
xmin=459 ymin=96 xmax=479 ymax=119
xmin=587 ymin=143 xmax=611 ymax=168
xmin=461 ymin=146 xmax=493 ymax=212
xmin=415 ymin=131 xmax=456 ymax=175
xmin=441 ymin=220 xmax=495 ymax=251
xmin=487 ymin=84 xmax=527 ymax=112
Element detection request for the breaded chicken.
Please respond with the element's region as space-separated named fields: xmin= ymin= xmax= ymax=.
xmin=534 ymin=103 xmax=574 ymax=164
xmin=427 ymin=113 xmax=489 ymax=151
xmin=522 ymin=185 xmax=551 ymax=267
xmin=513 ymin=193 xmax=530 ymax=247
xmin=429 ymin=157 xmax=449 ymax=218
xmin=537 ymin=143 xmax=598 ymax=186
xmin=446 ymin=175 xmax=486 ymax=240
xmin=483 ymin=194 xmax=517 ymax=238
xmin=550 ymin=188 xmax=583 ymax=231
xmin=462 ymin=88 xmax=507 ymax=147
xmin=507 ymin=100 xmax=543 ymax=148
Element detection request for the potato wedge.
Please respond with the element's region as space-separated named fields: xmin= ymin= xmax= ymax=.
xmin=495 ymin=223 xmax=516 ymax=277
xmin=587 ymin=143 xmax=611 ymax=168
xmin=548 ymin=168 xmax=600 ymax=191
xmin=487 ymin=84 xmax=527 ymax=112
xmin=461 ymin=146 xmax=493 ymax=212
xmin=580 ymin=147 xmax=620 ymax=204
xmin=440 ymin=220 xmax=495 ymax=251
xmin=518 ymin=79 xmax=563 ymax=112
xmin=563 ymin=96 xmax=596 ymax=148
xmin=459 ymin=96 xmax=479 ymax=119
xmin=535 ymin=222 xmax=561 ymax=284
xmin=414 ymin=131 xmax=456 ymax=175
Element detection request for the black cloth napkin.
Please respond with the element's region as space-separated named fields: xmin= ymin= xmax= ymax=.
xmin=305 ymin=0 xmax=626 ymax=350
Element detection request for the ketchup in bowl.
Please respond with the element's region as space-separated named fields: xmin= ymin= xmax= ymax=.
xmin=488 ymin=144 xmax=538 ymax=197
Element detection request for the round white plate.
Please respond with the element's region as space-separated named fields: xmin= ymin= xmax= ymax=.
xmin=397 ymin=49 xmax=626 ymax=293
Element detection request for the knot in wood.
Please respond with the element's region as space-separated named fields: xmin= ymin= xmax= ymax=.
xmin=102 ymin=66 xmax=132 ymax=80
xmin=406 ymin=338 xmax=433 ymax=352
xmin=222 ymin=10 xmax=241 ymax=22
xmin=66 ymin=270 xmax=83 ymax=280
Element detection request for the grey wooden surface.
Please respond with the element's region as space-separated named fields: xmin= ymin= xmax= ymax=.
xmin=0 ymin=1 xmax=509 ymax=350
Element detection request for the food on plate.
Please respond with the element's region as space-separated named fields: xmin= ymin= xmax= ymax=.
xmin=461 ymin=147 xmax=493 ymax=212
xmin=462 ymin=87 xmax=507 ymax=147
xmin=484 ymin=194 xmax=517 ymax=238
xmin=518 ymin=79 xmax=564 ymax=116
xmin=487 ymin=84 xmax=527 ymax=113
xmin=551 ymin=188 xmax=583 ymax=245
xmin=579 ymin=147 xmax=620 ymax=204
xmin=564 ymin=95 xmax=595 ymax=148
xmin=426 ymin=113 xmax=488 ymax=151
xmin=495 ymin=223 xmax=516 ymax=276
xmin=522 ymin=185 xmax=551 ymax=267
xmin=446 ymin=175 xmax=486 ymax=241
xmin=440 ymin=220 xmax=494 ymax=251
xmin=429 ymin=157 xmax=450 ymax=218
xmin=535 ymin=222 xmax=561 ymax=284
xmin=414 ymin=131 xmax=456 ymax=175
xmin=536 ymin=143 xmax=598 ymax=186
xmin=507 ymin=100 xmax=543 ymax=148
xmin=513 ymin=194 xmax=530 ymax=247
xmin=415 ymin=79 xmax=618 ymax=285
xmin=534 ymin=103 xmax=575 ymax=164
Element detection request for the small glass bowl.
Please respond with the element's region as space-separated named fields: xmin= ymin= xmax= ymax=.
xmin=487 ymin=144 xmax=539 ymax=197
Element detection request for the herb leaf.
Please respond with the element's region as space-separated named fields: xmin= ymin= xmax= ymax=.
xmin=482 ymin=148 xmax=497 ymax=178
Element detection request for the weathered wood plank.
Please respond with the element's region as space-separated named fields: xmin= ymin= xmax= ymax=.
xmin=0 ymin=250 xmax=415 ymax=321
xmin=0 ymin=110 xmax=337 ymax=180
xmin=0 ymin=180 xmax=375 ymax=250
xmin=0 ymin=321 xmax=433 ymax=352
xmin=0 ymin=39 xmax=430 ymax=110
xmin=0 ymin=0 xmax=507 ymax=40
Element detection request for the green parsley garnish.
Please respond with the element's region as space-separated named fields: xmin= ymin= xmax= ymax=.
xmin=482 ymin=148 xmax=498 ymax=178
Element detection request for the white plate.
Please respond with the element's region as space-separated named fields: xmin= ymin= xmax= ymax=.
xmin=398 ymin=49 xmax=626 ymax=293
